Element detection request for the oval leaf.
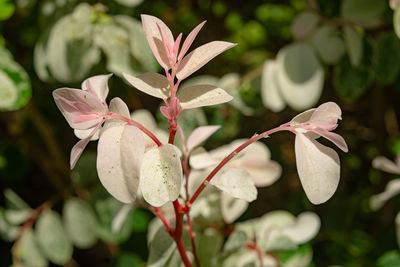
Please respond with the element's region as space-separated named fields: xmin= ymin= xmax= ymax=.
xmin=140 ymin=144 xmax=183 ymax=207
xmin=35 ymin=210 xmax=73 ymax=265
xmin=176 ymin=41 xmax=236 ymax=80
xmin=124 ymin=72 xmax=170 ymax=99
xmin=63 ymin=198 xmax=98 ymax=249
xmin=261 ymin=60 xmax=285 ymax=112
xmin=97 ymin=125 xmax=145 ymax=203
xmin=276 ymin=43 xmax=324 ymax=111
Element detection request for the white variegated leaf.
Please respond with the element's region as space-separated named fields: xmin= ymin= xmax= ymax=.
xmin=140 ymin=144 xmax=183 ymax=207
xmin=97 ymin=125 xmax=144 ymax=203
xmin=261 ymin=60 xmax=285 ymax=112
xmin=210 ymin=167 xmax=257 ymax=202
xmin=295 ymin=134 xmax=340 ymax=204
xmin=187 ymin=125 xmax=220 ymax=152
xmin=123 ymin=72 xmax=170 ymax=99
xmin=176 ymin=41 xmax=236 ymax=80
xmin=178 ymin=85 xmax=232 ymax=109
xmin=282 ymin=212 xmax=321 ymax=244
xmin=221 ymin=193 xmax=248 ymax=224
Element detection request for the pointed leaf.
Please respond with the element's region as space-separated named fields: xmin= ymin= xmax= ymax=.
xmin=141 ymin=14 xmax=174 ymax=69
xmin=124 ymin=72 xmax=170 ymax=99
xmin=261 ymin=60 xmax=285 ymax=112
xmin=295 ymin=134 xmax=340 ymax=204
xmin=178 ymin=21 xmax=207 ymax=61
xmin=178 ymin=85 xmax=233 ymax=109
xmin=373 ymin=156 xmax=400 ymax=174
xmin=140 ymin=144 xmax=183 ymax=207
xmin=81 ymin=74 xmax=112 ymax=103
xmin=35 ymin=210 xmax=73 ymax=265
xmin=176 ymin=41 xmax=236 ymax=80
xmin=52 ymin=88 xmax=105 ymax=129
xmin=70 ymin=123 xmax=102 ymax=169
xmin=313 ymin=129 xmax=348 ymax=153
xmin=344 ymin=26 xmax=363 ymax=67
xmin=97 ymin=125 xmax=145 ymax=203
xmin=187 ymin=125 xmax=220 ymax=152
xmin=211 ymin=167 xmax=257 ymax=202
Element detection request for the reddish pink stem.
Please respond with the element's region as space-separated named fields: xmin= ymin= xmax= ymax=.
xmin=188 ymin=126 xmax=291 ymax=205
xmin=154 ymin=207 xmax=172 ymax=234
xmin=108 ymin=112 xmax=162 ymax=147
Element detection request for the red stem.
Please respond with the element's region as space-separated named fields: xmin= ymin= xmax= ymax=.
xmin=187 ymin=212 xmax=201 ymax=267
xmin=173 ymin=199 xmax=192 ymax=266
xmin=109 ymin=112 xmax=162 ymax=147
xmin=188 ymin=126 xmax=290 ymax=205
xmin=154 ymin=207 xmax=172 ymax=234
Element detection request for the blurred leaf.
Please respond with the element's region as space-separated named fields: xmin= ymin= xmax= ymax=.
xmin=278 ymin=244 xmax=313 ymax=267
xmin=196 ymin=229 xmax=224 ymax=266
xmin=377 ymin=250 xmax=400 ymax=267
xmin=225 ymin=12 xmax=244 ymax=32
xmin=0 ymin=208 xmax=20 ymax=242
xmin=15 ymin=229 xmax=48 ymax=267
xmin=148 ymin=223 xmax=176 ymax=267
xmin=312 ymin=25 xmax=345 ymax=64
xmin=63 ymin=198 xmax=98 ymax=249
xmin=343 ymin=26 xmax=363 ymax=67
xmin=114 ymin=0 xmax=143 ymax=7
xmin=4 ymin=189 xmax=30 ymax=210
xmin=395 ymin=5 xmax=400 ymax=38
xmin=0 ymin=46 xmax=31 ymax=111
xmin=341 ymin=0 xmax=385 ymax=28
xmin=276 ymin=43 xmax=324 ymax=110
xmin=94 ymin=197 xmax=133 ymax=244
xmin=37 ymin=3 xmax=100 ymax=83
xmin=224 ymin=230 xmax=250 ymax=253
xmin=0 ymin=0 xmax=15 ymax=21
xmin=71 ymin=152 xmax=98 ymax=187
xmin=35 ymin=210 xmax=73 ymax=265
xmin=93 ymin=22 xmax=137 ymax=76
xmin=131 ymin=208 xmax=150 ymax=233
xmin=373 ymin=32 xmax=400 ymax=85
xmin=255 ymin=4 xmax=295 ymax=23
xmin=114 ymin=252 xmax=143 ymax=267
xmin=334 ymin=56 xmax=372 ymax=101
xmin=291 ymin=11 xmax=320 ymax=40
xmin=4 ymin=209 xmax=31 ymax=225
xmin=114 ymin=15 xmax=158 ymax=73
xmin=241 ymin=21 xmax=267 ymax=46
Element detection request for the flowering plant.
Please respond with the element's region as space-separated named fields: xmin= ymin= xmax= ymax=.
xmin=53 ymin=14 xmax=348 ymax=266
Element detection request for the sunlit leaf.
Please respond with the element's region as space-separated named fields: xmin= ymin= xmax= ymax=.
xmin=178 ymin=85 xmax=233 ymax=109
xmin=140 ymin=144 xmax=183 ymax=207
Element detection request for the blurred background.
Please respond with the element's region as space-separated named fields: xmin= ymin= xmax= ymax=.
xmin=1 ymin=0 xmax=400 ymax=266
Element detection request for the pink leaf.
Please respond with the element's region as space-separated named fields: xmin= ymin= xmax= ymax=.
xmin=53 ymin=88 xmax=106 ymax=129
xmin=123 ymin=72 xmax=170 ymax=99
xmin=313 ymin=129 xmax=348 ymax=152
xmin=160 ymin=106 xmax=170 ymax=119
xmin=173 ymin=33 xmax=183 ymax=60
xmin=309 ymin=102 xmax=342 ymax=127
xmin=81 ymin=74 xmax=112 ymax=103
xmin=70 ymin=123 xmax=102 ymax=169
xmin=178 ymin=21 xmax=206 ymax=61
xmin=176 ymin=41 xmax=237 ymax=80
xmin=187 ymin=125 xmax=220 ymax=152
xmin=141 ymin=14 xmax=174 ymax=69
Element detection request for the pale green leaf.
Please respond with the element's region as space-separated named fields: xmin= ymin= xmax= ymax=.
xmin=343 ymin=26 xmax=363 ymax=67
xmin=63 ymin=198 xmax=98 ymax=249
xmin=312 ymin=25 xmax=345 ymax=64
xmin=15 ymin=229 xmax=48 ymax=267
xmin=35 ymin=210 xmax=73 ymax=265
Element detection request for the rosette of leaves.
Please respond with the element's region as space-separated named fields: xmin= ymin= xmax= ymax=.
xmin=0 ymin=46 xmax=32 ymax=111
xmin=34 ymin=3 xmax=157 ymax=83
